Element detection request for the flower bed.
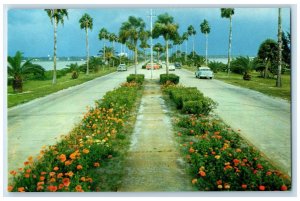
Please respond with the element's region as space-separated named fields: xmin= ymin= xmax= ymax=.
xmin=8 ymin=81 xmax=142 ymax=192
xmin=162 ymin=84 xmax=291 ymax=191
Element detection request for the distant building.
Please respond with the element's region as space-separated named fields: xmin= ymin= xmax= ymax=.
xmin=117 ymin=52 xmax=128 ymax=57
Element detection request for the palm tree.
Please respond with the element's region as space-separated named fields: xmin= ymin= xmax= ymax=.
xmin=139 ymin=30 xmax=150 ymax=62
xmin=200 ymin=19 xmax=211 ymax=66
xmin=276 ymin=8 xmax=282 ymax=87
xmin=8 ymin=51 xmax=45 ymax=92
xmin=98 ymin=28 xmax=110 ymax=65
xmin=152 ymin=13 xmax=179 ymax=74
xmin=98 ymin=46 xmax=115 ymax=65
xmin=221 ymin=8 xmax=235 ymax=75
xmin=109 ymin=33 xmax=118 ymax=67
xmin=153 ymin=43 xmax=164 ymax=62
xmin=119 ymin=16 xmax=145 ymax=75
xmin=187 ymin=25 xmax=196 ymax=57
xmin=182 ymin=32 xmax=189 ymax=62
xmin=45 ymin=9 xmax=68 ymax=84
xmin=79 ymin=13 xmax=93 ymax=75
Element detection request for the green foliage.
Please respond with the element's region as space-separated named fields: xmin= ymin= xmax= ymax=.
xmin=230 ymin=56 xmax=253 ymax=75
xmin=71 ymin=71 xmax=79 ymax=79
xmin=208 ymin=61 xmax=227 ymax=73
xmin=126 ymin=74 xmax=145 ymax=85
xmin=176 ymin=114 xmax=291 ymax=191
xmin=163 ymin=85 xmax=217 ymax=116
xmin=160 ymin=74 xmax=180 ymax=85
xmin=79 ymin=13 xmax=93 ymax=30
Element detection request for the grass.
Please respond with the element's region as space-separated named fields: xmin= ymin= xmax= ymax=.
xmin=183 ymin=65 xmax=291 ymax=101
xmin=7 ymin=68 xmax=117 ymax=108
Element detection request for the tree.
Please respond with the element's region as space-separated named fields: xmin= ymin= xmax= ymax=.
xmin=98 ymin=46 xmax=115 ymax=66
xmin=152 ymin=13 xmax=179 ymax=74
xmin=119 ymin=16 xmax=145 ymax=75
xmin=257 ymin=39 xmax=278 ymax=78
xmin=182 ymin=32 xmax=189 ymax=63
xmin=45 ymin=9 xmax=68 ymax=84
xmin=282 ymin=31 xmax=291 ymax=67
xmin=79 ymin=13 xmax=93 ymax=75
xmin=139 ymin=30 xmax=150 ymax=62
xmin=187 ymin=25 xmax=196 ymax=57
xmin=200 ymin=19 xmax=211 ymax=66
xmin=276 ymin=8 xmax=282 ymax=87
xmin=8 ymin=51 xmax=45 ymax=92
xmin=98 ymin=28 xmax=110 ymax=65
xmin=221 ymin=8 xmax=235 ymax=75
xmin=109 ymin=33 xmax=118 ymax=67
xmin=230 ymin=56 xmax=254 ymax=79
xmin=153 ymin=43 xmax=164 ymax=62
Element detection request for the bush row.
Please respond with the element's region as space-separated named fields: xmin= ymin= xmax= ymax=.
xmin=163 ymin=85 xmax=217 ymax=116
xmin=160 ymin=74 xmax=180 ymax=85
xmin=126 ymin=74 xmax=145 ymax=85
xmin=176 ymin=115 xmax=291 ymax=191
xmin=8 ymin=81 xmax=142 ymax=192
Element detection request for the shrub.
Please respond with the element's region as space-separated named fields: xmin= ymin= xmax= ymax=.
xmin=71 ymin=71 xmax=79 ymax=79
xmin=126 ymin=74 xmax=145 ymax=85
xmin=208 ymin=61 xmax=227 ymax=73
xmin=160 ymin=74 xmax=180 ymax=85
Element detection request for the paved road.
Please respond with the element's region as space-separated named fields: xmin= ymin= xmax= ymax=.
xmin=7 ymin=64 xmax=143 ymax=175
xmin=174 ymin=69 xmax=291 ymax=176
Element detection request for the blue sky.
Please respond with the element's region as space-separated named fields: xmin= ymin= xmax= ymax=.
xmin=7 ymin=7 xmax=291 ymax=57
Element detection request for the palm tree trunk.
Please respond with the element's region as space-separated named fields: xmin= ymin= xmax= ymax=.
xmin=86 ymin=28 xmax=89 ymax=75
xmin=185 ymin=40 xmax=187 ymax=62
xmin=166 ymin=39 xmax=169 ymax=75
xmin=103 ymin=41 xmax=106 ymax=70
xmin=227 ymin=16 xmax=233 ymax=75
xmin=134 ymin=43 xmax=138 ymax=75
xmin=193 ymin=36 xmax=195 ymax=58
xmin=53 ymin=17 xmax=57 ymax=84
xmin=205 ymin=33 xmax=208 ymax=66
xmin=276 ymin=8 xmax=282 ymax=87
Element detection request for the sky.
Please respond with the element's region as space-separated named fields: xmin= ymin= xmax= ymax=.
xmin=7 ymin=7 xmax=291 ymax=58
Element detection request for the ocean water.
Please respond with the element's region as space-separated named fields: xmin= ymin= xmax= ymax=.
xmin=29 ymin=60 xmax=86 ymax=71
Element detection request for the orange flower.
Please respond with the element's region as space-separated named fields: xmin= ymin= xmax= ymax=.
xmin=24 ymin=161 xmax=29 ymax=166
xmin=62 ymin=178 xmax=71 ymax=187
xmin=47 ymin=185 xmax=58 ymax=192
xmin=58 ymin=184 xmax=64 ymax=190
xmin=215 ymin=155 xmax=221 ymax=160
xmin=41 ymin=171 xmax=47 ymax=175
xmin=37 ymin=185 xmax=44 ymax=191
xmin=24 ymin=173 xmax=30 ymax=178
xmin=10 ymin=170 xmax=17 ymax=176
xmin=236 ymin=148 xmax=242 ymax=153
xmin=216 ymin=180 xmax=222 ymax=185
xmin=37 ymin=181 xmax=44 ymax=186
xmin=80 ymin=177 xmax=86 ymax=182
xmin=53 ymin=166 xmax=59 ymax=171
xmin=40 ymin=176 xmax=45 ymax=181
xmin=259 ymin=185 xmax=265 ymax=191
xmin=189 ymin=147 xmax=195 ymax=153
xmin=77 ymin=165 xmax=83 ymax=170
xmin=266 ymin=171 xmax=272 ymax=176
xmin=214 ymin=131 xmax=220 ymax=135
xmin=50 ymin=178 xmax=56 ymax=183
xmin=224 ymin=183 xmax=230 ymax=189
xmin=191 ymin=179 xmax=197 ymax=184
xmin=57 ymin=173 xmax=63 ymax=178
xmin=59 ymin=154 xmax=67 ymax=162
xmin=65 ymin=160 xmax=73 ymax=166
xmin=86 ymin=177 xmax=93 ymax=183
xmin=66 ymin=171 xmax=74 ymax=177
xmin=7 ymin=185 xmax=14 ymax=192
xmin=94 ymin=162 xmax=100 ymax=167
xmin=257 ymin=164 xmax=263 ymax=169
xmin=241 ymin=184 xmax=247 ymax=189
xmin=26 ymin=169 xmax=31 ymax=173
xmin=18 ymin=187 xmax=25 ymax=192
xmin=75 ymin=185 xmax=83 ymax=192
xmin=281 ymin=185 xmax=288 ymax=191
xmin=199 ymin=171 xmax=206 ymax=177
xmin=82 ymin=149 xmax=89 ymax=154
xmin=49 ymin=172 xmax=56 ymax=177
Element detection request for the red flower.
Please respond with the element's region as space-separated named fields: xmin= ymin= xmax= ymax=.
xmin=241 ymin=184 xmax=247 ymax=189
xmin=189 ymin=147 xmax=195 ymax=153
xmin=281 ymin=185 xmax=288 ymax=191
xmin=257 ymin=164 xmax=263 ymax=169
xmin=199 ymin=171 xmax=206 ymax=177
xmin=259 ymin=185 xmax=265 ymax=191
xmin=62 ymin=178 xmax=70 ymax=187
xmin=47 ymin=185 xmax=58 ymax=192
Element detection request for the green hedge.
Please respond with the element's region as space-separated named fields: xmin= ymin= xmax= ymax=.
xmin=160 ymin=74 xmax=180 ymax=84
xmin=126 ymin=74 xmax=145 ymax=85
xmin=163 ymin=85 xmax=217 ymax=116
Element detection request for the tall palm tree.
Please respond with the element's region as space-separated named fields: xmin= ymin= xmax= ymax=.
xmin=187 ymin=25 xmax=196 ymax=57
xmin=79 ymin=13 xmax=93 ymax=75
xmin=139 ymin=30 xmax=150 ymax=62
xmin=8 ymin=51 xmax=45 ymax=92
xmin=276 ymin=8 xmax=282 ymax=87
xmin=182 ymin=32 xmax=189 ymax=62
xmin=221 ymin=8 xmax=235 ymax=75
xmin=119 ymin=16 xmax=145 ymax=75
xmin=109 ymin=33 xmax=118 ymax=67
xmin=153 ymin=43 xmax=164 ymax=62
xmin=152 ymin=13 xmax=179 ymax=74
xmin=45 ymin=9 xmax=68 ymax=84
xmin=200 ymin=19 xmax=211 ymax=66
xmin=98 ymin=28 xmax=110 ymax=65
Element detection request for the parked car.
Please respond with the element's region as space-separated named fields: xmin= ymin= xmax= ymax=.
xmin=169 ymin=64 xmax=176 ymax=71
xmin=175 ymin=62 xmax=182 ymax=69
xmin=195 ymin=66 xmax=214 ymax=79
xmin=117 ymin=64 xmax=127 ymax=71
xmin=146 ymin=63 xmax=160 ymax=70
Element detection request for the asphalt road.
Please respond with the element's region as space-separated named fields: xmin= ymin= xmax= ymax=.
xmin=174 ymin=68 xmax=291 ymax=176
xmin=7 ymin=64 xmax=143 ymax=175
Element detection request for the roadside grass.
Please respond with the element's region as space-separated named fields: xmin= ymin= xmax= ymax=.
xmin=182 ymin=66 xmax=291 ymax=101
xmin=7 ymin=68 xmax=116 ymax=108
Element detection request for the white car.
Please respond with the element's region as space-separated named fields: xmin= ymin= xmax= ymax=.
xmin=117 ymin=64 xmax=127 ymax=71
xmin=195 ymin=67 xmax=214 ymax=79
xmin=168 ymin=64 xmax=175 ymax=71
